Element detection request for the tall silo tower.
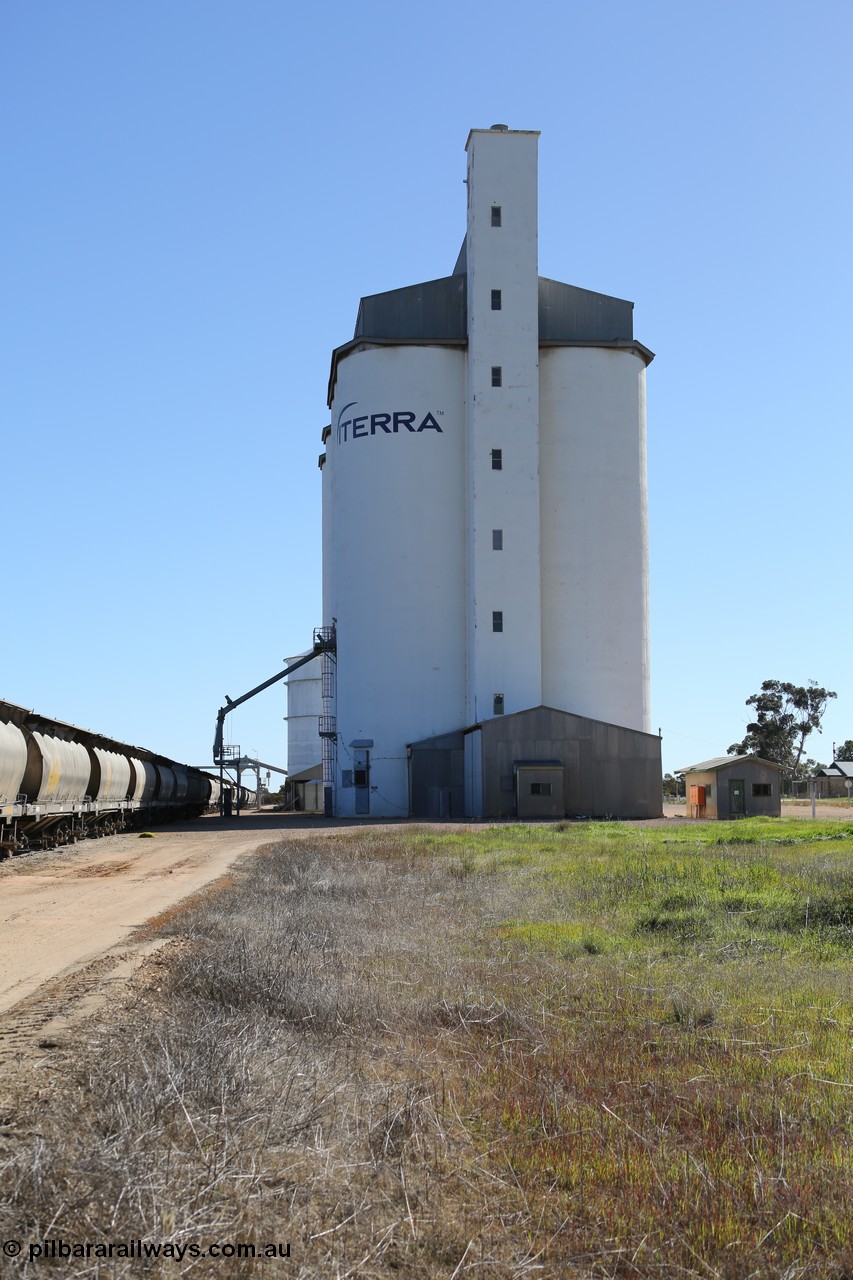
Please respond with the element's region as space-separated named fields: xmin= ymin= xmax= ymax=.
xmin=320 ymin=127 xmax=657 ymax=820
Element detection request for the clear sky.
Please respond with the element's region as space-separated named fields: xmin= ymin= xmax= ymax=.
xmin=3 ymin=0 xmax=851 ymax=778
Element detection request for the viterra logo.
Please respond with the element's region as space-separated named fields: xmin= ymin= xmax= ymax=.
xmin=336 ymin=402 xmax=444 ymax=444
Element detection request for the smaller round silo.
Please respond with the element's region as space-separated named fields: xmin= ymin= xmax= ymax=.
xmin=285 ymin=653 xmax=322 ymax=778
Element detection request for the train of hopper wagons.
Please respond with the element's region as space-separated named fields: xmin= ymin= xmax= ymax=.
xmin=0 ymin=699 xmax=253 ymax=856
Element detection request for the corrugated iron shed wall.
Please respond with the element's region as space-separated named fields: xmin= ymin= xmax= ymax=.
xmin=409 ymin=707 xmax=662 ymax=820
xmin=408 ymin=730 xmax=466 ymax=819
xmin=537 ymin=278 xmax=634 ymax=341
xmin=352 ymin=275 xmax=635 ymax=344
xmin=479 ymin=706 xmax=661 ymax=820
xmin=354 ymin=276 xmax=466 ymax=341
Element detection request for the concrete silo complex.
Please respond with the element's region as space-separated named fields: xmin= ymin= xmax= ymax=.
xmin=318 ymin=126 xmax=662 ymax=820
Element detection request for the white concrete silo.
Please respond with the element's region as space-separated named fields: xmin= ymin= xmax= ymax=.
xmin=321 ymin=126 xmax=653 ymax=818
xmin=540 ymin=345 xmax=650 ymax=733
xmin=324 ymin=347 xmax=467 ymax=816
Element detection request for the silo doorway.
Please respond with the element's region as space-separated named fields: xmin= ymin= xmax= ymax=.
xmin=353 ymin=748 xmax=370 ymax=816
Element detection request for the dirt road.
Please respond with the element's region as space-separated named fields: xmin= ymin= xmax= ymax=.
xmin=0 ymin=814 xmax=304 ymax=1016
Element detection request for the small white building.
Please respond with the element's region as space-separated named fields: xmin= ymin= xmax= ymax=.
xmin=319 ymin=126 xmax=658 ymax=819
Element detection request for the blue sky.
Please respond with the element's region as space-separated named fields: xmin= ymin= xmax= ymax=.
xmin=3 ymin=0 xmax=850 ymax=777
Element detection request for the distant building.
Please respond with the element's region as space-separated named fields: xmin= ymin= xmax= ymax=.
xmin=814 ymin=760 xmax=853 ymax=800
xmin=318 ymin=125 xmax=660 ymax=820
xmin=677 ymin=756 xmax=782 ymax=819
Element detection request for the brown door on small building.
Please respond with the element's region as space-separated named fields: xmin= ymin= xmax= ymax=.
xmin=729 ymin=779 xmax=746 ymax=816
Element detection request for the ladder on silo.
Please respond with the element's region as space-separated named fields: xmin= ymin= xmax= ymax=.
xmin=315 ymin=624 xmax=337 ymax=817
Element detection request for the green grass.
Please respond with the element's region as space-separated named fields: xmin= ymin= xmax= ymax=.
xmin=398 ymin=818 xmax=853 ymax=1275
xmin=405 ymin=818 xmax=853 ymax=961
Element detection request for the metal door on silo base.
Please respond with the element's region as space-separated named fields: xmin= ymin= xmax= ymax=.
xmin=353 ymin=749 xmax=370 ymax=815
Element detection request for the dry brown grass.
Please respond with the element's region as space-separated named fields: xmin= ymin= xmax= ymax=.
xmin=0 ymin=836 xmax=551 ymax=1278
xmin=0 ymin=827 xmax=849 ymax=1278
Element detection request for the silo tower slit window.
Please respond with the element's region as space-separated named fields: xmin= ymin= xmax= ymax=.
xmin=490 ymin=289 xmax=502 ymax=310
xmin=491 ymin=366 xmax=502 ymax=387
xmin=491 ymin=448 xmax=502 ymax=470
xmin=492 ymin=611 xmax=503 ymax=633
xmin=493 ymin=693 xmax=504 ymax=716
xmin=491 ymin=205 xmax=502 ymax=227
xmin=492 ymin=529 xmax=503 ymax=550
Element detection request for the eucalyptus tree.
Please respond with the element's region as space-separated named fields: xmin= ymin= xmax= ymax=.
xmin=728 ymin=679 xmax=836 ymax=773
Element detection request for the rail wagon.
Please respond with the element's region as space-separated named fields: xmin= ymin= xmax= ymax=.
xmin=0 ymin=700 xmax=227 ymax=854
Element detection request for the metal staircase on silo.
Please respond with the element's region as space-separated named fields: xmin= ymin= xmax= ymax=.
xmin=315 ymin=624 xmax=337 ymax=817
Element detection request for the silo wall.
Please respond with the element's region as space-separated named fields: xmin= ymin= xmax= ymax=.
xmin=539 ymin=346 xmax=650 ymax=733
xmin=326 ymin=344 xmax=467 ymax=817
xmin=285 ymin=655 xmax=322 ymax=777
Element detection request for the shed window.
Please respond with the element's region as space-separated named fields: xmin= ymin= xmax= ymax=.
xmin=752 ymin=783 xmax=772 ymax=797
xmin=492 ymin=611 xmax=503 ymax=633
xmin=491 ymin=365 xmax=502 ymax=386
xmin=530 ymin=782 xmax=552 ymax=796
xmin=491 ymin=448 xmax=502 ymax=470
xmin=491 ymin=289 xmax=502 ymax=310
xmin=491 ymin=205 xmax=502 ymax=227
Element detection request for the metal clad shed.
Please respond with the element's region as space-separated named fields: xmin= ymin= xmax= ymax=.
xmin=287 ymin=763 xmax=324 ymax=814
xmin=677 ymin=756 xmax=782 ymax=819
xmin=407 ymin=730 xmax=466 ymax=820
xmin=409 ymin=706 xmax=662 ymax=820
xmin=479 ymin=707 xmax=661 ymax=820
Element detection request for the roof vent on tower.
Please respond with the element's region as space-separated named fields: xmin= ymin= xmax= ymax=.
xmin=490 ymin=123 xmax=509 ymax=131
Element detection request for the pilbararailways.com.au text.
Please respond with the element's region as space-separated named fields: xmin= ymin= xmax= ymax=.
xmin=3 ymin=1239 xmax=291 ymax=1262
